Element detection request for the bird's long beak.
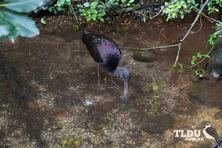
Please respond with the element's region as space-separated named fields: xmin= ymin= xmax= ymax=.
xmin=123 ymin=80 xmax=128 ymax=99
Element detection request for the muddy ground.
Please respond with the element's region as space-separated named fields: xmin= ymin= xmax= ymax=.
xmin=0 ymin=14 xmax=222 ymax=148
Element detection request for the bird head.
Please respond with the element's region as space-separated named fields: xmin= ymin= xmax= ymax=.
xmin=202 ymin=121 xmax=211 ymax=128
xmin=118 ymin=67 xmax=130 ymax=99
xmin=109 ymin=67 xmax=131 ymax=99
xmin=119 ymin=67 xmax=131 ymax=82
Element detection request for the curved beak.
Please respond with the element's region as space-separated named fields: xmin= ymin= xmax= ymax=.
xmin=123 ymin=80 xmax=128 ymax=99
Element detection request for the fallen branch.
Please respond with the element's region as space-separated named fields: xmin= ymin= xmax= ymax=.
xmin=120 ymin=44 xmax=179 ymax=51
xmin=173 ymin=0 xmax=210 ymax=66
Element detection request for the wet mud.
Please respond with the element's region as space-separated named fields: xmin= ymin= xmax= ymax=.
xmin=0 ymin=15 xmax=222 ymax=147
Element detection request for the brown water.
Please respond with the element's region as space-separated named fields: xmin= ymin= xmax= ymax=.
xmin=0 ymin=15 xmax=221 ymax=148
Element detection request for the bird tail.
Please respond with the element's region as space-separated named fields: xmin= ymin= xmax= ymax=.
xmin=83 ymin=28 xmax=90 ymax=35
xmin=215 ymin=138 xmax=221 ymax=148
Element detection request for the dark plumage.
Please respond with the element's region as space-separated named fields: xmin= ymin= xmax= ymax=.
xmin=207 ymin=37 xmax=222 ymax=78
xmin=82 ymin=29 xmax=130 ymax=98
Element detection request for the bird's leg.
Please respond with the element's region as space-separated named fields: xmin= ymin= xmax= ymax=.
xmin=110 ymin=75 xmax=120 ymax=88
xmin=97 ymin=65 xmax=101 ymax=88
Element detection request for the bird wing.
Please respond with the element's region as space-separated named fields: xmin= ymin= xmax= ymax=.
xmin=82 ymin=34 xmax=103 ymax=63
xmin=105 ymin=54 xmax=121 ymax=71
xmin=97 ymin=36 xmax=122 ymax=71
xmin=83 ymin=33 xmax=122 ymax=71
xmin=206 ymin=127 xmax=219 ymax=140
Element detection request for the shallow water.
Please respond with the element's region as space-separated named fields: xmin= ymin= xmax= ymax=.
xmin=0 ymin=15 xmax=221 ymax=148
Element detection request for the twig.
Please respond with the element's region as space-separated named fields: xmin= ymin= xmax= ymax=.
xmin=192 ymin=15 xmax=203 ymax=34
xmin=150 ymin=5 xmax=164 ymax=20
xmin=173 ymin=0 xmax=210 ymax=66
xmin=120 ymin=44 xmax=179 ymax=51
xmin=69 ymin=5 xmax=80 ymax=25
xmin=194 ymin=8 xmax=221 ymax=23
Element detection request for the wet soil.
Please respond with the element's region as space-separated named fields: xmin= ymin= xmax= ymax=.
xmin=0 ymin=14 xmax=222 ymax=148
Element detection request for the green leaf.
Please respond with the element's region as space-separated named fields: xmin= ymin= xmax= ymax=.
xmin=129 ymin=0 xmax=134 ymax=3
xmin=98 ymin=4 xmax=104 ymax=9
xmin=197 ymin=52 xmax=201 ymax=58
xmin=78 ymin=8 xmax=84 ymax=13
xmin=191 ymin=59 xmax=195 ymax=65
xmin=192 ymin=55 xmax=197 ymax=60
xmin=86 ymin=17 xmax=91 ymax=21
xmin=91 ymin=14 xmax=97 ymax=20
xmin=195 ymin=69 xmax=199 ymax=75
xmin=204 ymin=55 xmax=211 ymax=58
xmin=98 ymin=17 xmax=104 ymax=22
xmin=83 ymin=10 xmax=89 ymax=16
xmin=40 ymin=16 xmax=46 ymax=24
xmin=91 ymin=8 xmax=97 ymax=14
xmin=199 ymin=68 xmax=206 ymax=73
xmin=8 ymin=28 xmax=19 ymax=43
xmin=0 ymin=25 xmax=11 ymax=36
xmin=91 ymin=1 xmax=98 ymax=8
xmin=178 ymin=63 xmax=183 ymax=69
xmin=84 ymin=2 xmax=90 ymax=7
xmin=57 ymin=0 xmax=65 ymax=6
xmin=1 ymin=10 xmax=39 ymax=38
xmin=132 ymin=4 xmax=140 ymax=7
xmin=3 ymin=0 xmax=45 ymax=13
xmin=76 ymin=4 xmax=83 ymax=8
xmin=57 ymin=7 xmax=65 ymax=11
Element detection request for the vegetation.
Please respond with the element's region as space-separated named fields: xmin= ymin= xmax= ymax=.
xmin=1 ymin=0 xmax=222 ymax=77
xmin=43 ymin=0 xmax=222 ymax=22
xmin=0 ymin=0 xmax=44 ymax=42
xmin=190 ymin=53 xmax=211 ymax=77
xmin=48 ymin=0 xmax=72 ymax=14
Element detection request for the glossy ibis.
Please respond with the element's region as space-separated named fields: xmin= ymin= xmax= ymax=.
xmin=207 ymin=37 xmax=222 ymax=78
xmin=82 ymin=29 xmax=131 ymax=99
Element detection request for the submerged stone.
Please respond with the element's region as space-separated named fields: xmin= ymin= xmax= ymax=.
xmin=207 ymin=37 xmax=222 ymax=78
xmin=133 ymin=51 xmax=156 ymax=62
xmin=141 ymin=114 xmax=174 ymax=134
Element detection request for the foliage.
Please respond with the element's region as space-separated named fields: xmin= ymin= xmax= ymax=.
xmin=77 ymin=0 xmax=113 ymax=22
xmin=191 ymin=52 xmax=211 ymax=77
xmin=207 ymin=0 xmax=222 ymax=14
xmin=76 ymin=0 xmax=137 ymax=22
xmin=45 ymin=0 xmax=222 ymax=23
xmin=0 ymin=0 xmax=44 ymax=43
xmin=48 ymin=0 xmax=71 ymax=14
xmin=173 ymin=63 xmax=184 ymax=71
xmin=162 ymin=0 xmax=222 ymax=21
xmin=208 ymin=21 xmax=222 ymax=45
xmin=163 ymin=0 xmax=198 ymax=21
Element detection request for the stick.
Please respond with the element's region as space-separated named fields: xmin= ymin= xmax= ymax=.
xmin=120 ymin=44 xmax=179 ymax=51
xmin=173 ymin=0 xmax=210 ymax=66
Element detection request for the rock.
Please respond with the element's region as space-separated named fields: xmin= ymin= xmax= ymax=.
xmin=133 ymin=51 xmax=156 ymax=62
xmin=98 ymin=96 xmax=117 ymax=112
xmin=141 ymin=114 xmax=174 ymax=134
